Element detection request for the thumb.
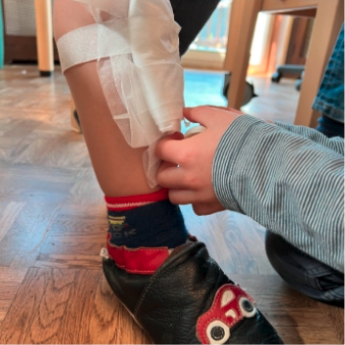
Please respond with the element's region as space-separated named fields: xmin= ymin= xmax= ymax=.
xmin=209 ymin=105 xmax=244 ymax=116
xmin=183 ymin=106 xmax=216 ymax=127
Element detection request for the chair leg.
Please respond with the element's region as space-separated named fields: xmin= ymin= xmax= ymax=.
xmin=34 ymin=0 xmax=54 ymax=76
xmin=226 ymin=0 xmax=263 ymax=109
xmin=294 ymin=0 xmax=344 ymax=127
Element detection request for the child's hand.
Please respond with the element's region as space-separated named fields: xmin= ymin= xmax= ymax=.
xmin=156 ymin=106 xmax=242 ymax=215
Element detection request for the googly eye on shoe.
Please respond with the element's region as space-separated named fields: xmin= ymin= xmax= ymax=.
xmin=206 ymin=320 xmax=230 ymax=344
xmin=239 ymin=297 xmax=257 ymax=318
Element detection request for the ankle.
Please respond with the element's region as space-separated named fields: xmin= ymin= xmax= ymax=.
xmin=104 ymin=189 xmax=188 ymax=274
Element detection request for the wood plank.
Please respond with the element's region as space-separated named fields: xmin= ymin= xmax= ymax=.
xmin=317 ymin=302 xmax=345 ymax=344
xmin=231 ymin=274 xmax=343 ymax=344
xmin=0 ymin=268 xmax=149 ymax=344
xmin=52 ymin=203 xmax=107 ymax=222
xmin=280 ymin=9 xmax=317 ymax=17
xmin=0 ymin=119 xmax=40 ymax=162
xmin=227 ymin=0 xmax=263 ymax=109
xmin=223 ymin=0 xmax=246 ymax=71
xmin=0 ymin=200 xmax=60 ymax=268
xmin=34 ymin=0 xmax=54 ymax=73
xmin=0 ymin=267 xmax=27 ymax=321
xmin=65 ymin=169 xmax=104 ymax=206
xmin=0 ymin=202 xmax=25 ymax=243
xmin=294 ymin=0 xmax=344 ymax=127
xmin=262 ymin=0 xmax=319 ymax=12
xmin=0 ymin=163 xmax=77 ymax=204
xmin=12 ymin=125 xmax=89 ymax=168
xmin=181 ymin=205 xmax=275 ymax=275
xmin=33 ymin=204 xmax=107 ymax=269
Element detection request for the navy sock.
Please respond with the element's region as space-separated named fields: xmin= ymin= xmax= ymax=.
xmin=317 ymin=114 xmax=344 ymax=138
xmin=105 ymin=190 xmax=188 ymax=249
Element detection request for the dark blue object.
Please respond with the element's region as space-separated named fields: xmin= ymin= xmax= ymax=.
xmin=108 ymin=200 xmax=188 ymax=249
xmin=313 ymin=24 xmax=344 ymax=136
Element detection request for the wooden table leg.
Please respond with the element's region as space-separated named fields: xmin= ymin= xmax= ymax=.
xmin=34 ymin=0 xmax=54 ymax=77
xmin=294 ymin=0 xmax=344 ymax=127
xmin=226 ymin=0 xmax=263 ymax=109
xmin=224 ymin=0 xmax=246 ymax=73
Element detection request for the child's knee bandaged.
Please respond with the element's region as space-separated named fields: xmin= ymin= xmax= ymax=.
xmin=56 ymin=0 xmax=184 ymax=187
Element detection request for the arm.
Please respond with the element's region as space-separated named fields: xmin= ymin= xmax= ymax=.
xmin=214 ymin=115 xmax=344 ymax=272
xmin=274 ymin=121 xmax=344 ymax=155
xmin=156 ymin=107 xmax=344 ymax=272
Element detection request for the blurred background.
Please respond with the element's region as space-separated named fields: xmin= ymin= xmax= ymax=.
xmin=1 ymin=0 xmax=318 ymax=124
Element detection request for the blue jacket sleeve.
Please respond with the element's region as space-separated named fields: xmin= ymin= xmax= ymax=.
xmin=274 ymin=121 xmax=344 ymax=155
xmin=213 ymin=115 xmax=344 ymax=272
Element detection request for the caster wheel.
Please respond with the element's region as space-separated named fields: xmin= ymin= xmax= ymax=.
xmin=271 ymin=72 xmax=281 ymax=83
xmin=295 ymin=79 xmax=302 ymax=91
xmin=223 ymin=73 xmax=257 ymax=106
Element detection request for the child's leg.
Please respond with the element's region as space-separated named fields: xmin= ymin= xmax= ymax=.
xmin=54 ymin=0 xmax=156 ymax=197
xmin=54 ymin=0 xmax=188 ymax=265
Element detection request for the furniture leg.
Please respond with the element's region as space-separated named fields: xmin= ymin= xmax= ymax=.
xmin=35 ymin=0 xmax=54 ymax=77
xmin=226 ymin=0 xmax=263 ymax=109
xmin=294 ymin=0 xmax=344 ymax=127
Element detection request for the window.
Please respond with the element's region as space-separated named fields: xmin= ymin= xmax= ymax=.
xmin=182 ymin=0 xmax=274 ymax=74
xmin=190 ymin=0 xmax=231 ymax=53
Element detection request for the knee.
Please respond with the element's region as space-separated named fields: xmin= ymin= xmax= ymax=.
xmin=53 ymin=0 xmax=95 ymax=41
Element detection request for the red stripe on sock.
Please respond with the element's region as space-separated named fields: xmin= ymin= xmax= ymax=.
xmin=105 ymin=189 xmax=169 ymax=211
xmin=106 ymin=234 xmax=169 ymax=275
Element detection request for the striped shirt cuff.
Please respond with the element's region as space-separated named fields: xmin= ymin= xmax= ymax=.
xmin=212 ymin=115 xmax=267 ymax=212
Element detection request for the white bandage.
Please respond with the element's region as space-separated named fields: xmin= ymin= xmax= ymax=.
xmin=56 ymin=0 xmax=184 ymax=187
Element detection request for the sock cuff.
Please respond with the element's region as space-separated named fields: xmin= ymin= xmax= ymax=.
xmin=105 ymin=189 xmax=169 ymax=211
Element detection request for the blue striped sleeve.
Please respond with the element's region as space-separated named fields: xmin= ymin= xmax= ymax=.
xmin=212 ymin=115 xmax=344 ymax=272
xmin=274 ymin=121 xmax=344 ymax=155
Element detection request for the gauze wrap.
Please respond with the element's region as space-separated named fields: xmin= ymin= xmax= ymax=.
xmin=57 ymin=0 xmax=184 ymax=187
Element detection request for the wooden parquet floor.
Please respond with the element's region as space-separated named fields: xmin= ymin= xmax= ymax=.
xmin=0 ymin=65 xmax=343 ymax=344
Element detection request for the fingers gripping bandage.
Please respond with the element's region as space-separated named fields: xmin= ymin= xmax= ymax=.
xmin=56 ymin=0 xmax=184 ymax=187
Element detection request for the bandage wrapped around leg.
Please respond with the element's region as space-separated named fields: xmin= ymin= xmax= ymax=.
xmin=56 ymin=0 xmax=184 ymax=187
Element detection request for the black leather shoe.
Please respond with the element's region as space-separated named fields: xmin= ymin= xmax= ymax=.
xmin=103 ymin=241 xmax=284 ymax=344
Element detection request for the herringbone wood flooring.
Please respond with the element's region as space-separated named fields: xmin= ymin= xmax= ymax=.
xmin=0 ymin=65 xmax=343 ymax=344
